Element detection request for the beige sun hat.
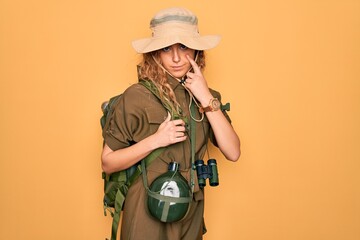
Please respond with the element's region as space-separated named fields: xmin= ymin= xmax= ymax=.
xmin=132 ymin=7 xmax=221 ymax=53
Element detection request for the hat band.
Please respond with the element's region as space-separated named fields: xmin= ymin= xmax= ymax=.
xmin=152 ymin=22 xmax=200 ymax=38
xmin=150 ymin=15 xmax=198 ymax=27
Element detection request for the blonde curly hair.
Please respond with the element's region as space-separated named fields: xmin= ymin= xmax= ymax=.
xmin=138 ymin=50 xmax=206 ymax=115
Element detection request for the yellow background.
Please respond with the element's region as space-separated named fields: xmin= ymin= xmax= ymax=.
xmin=1 ymin=0 xmax=359 ymax=239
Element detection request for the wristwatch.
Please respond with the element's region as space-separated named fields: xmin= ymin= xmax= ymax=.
xmin=199 ymin=98 xmax=221 ymax=113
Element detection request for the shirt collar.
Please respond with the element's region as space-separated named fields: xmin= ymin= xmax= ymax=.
xmin=167 ymin=73 xmax=184 ymax=91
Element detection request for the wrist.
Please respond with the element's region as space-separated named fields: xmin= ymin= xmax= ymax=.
xmin=199 ymin=97 xmax=221 ymax=113
xmin=146 ymin=134 xmax=162 ymax=151
xmin=199 ymin=94 xmax=214 ymax=107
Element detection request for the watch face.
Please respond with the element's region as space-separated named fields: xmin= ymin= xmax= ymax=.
xmin=211 ymin=98 xmax=220 ymax=110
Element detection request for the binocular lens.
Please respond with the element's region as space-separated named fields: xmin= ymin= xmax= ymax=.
xmin=194 ymin=159 xmax=219 ymax=188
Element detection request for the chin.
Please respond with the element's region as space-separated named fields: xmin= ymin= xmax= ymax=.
xmin=173 ymin=74 xmax=185 ymax=79
xmin=169 ymin=71 xmax=186 ymax=79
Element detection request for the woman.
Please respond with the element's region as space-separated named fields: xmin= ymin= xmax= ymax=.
xmin=101 ymin=7 xmax=240 ymax=240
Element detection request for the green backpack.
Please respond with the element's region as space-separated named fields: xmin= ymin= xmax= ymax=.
xmin=100 ymin=80 xmax=177 ymax=240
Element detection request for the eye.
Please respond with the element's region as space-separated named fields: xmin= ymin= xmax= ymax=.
xmin=162 ymin=46 xmax=171 ymax=52
xmin=179 ymin=44 xmax=188 ymax=50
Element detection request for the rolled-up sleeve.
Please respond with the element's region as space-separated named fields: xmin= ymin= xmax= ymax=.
xmin=102 ymin=83 xmax=167 ymax=151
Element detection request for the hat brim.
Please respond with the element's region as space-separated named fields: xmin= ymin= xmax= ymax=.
xmin=132 ymin=35 xmax=221 ymax=53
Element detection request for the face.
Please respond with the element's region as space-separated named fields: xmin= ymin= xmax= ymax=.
xmin=158 ymin=43 xmax=196 ymax=78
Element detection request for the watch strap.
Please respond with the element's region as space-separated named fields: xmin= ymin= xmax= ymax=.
xmin=199 ymin=98 xmax=220 ymax=113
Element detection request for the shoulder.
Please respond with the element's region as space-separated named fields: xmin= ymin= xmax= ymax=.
xmin=105 ymin=83 xmax=149 ymax=114
xmin=118 ymin=82 xmax=156 ymax=105
xmin=113 ymin=82 xmax=162 ymax=113
xmin=122 ymin=82 xmax=150 ymax=98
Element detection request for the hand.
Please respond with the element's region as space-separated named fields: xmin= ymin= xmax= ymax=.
xmin=153 ymin=112 xmax=187 ymax=148
xmin=184 ymin=55 xmax=213 ymax=105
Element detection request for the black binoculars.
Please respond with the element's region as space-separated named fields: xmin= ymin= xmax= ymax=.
xmin=194 ymin=159 xmax=219 ymax=188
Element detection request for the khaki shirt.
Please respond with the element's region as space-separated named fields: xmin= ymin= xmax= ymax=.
xmin=102 ymin=75 xmax=231 ymax=239
xmin=103 ymin=75 xmax=230 ymax=191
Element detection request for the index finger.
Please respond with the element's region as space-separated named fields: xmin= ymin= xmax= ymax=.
xmin=186 ymin=55 xmax=201 ymax=74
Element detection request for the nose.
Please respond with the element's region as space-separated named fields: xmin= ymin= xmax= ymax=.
xmin=172 ymin=49 xmax=180 ymax=63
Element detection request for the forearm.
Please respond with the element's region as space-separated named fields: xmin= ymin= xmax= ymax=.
xmin=205 ymin=110 xmax=241 ymax=161
xmin=102 ymin=114 xmax=187 ymax=174
xmin=198 ymin=94 xmax=240 ymax=161
xmin=101 ymin=134 xmax=159 ymax=174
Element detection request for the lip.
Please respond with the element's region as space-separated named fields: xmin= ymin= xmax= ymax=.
xmin=171 ymin=65 xmax=185 ymax=71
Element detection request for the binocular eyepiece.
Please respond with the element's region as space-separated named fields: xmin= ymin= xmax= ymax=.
xmin=194 ymin=159 xmax=219 ymax=188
